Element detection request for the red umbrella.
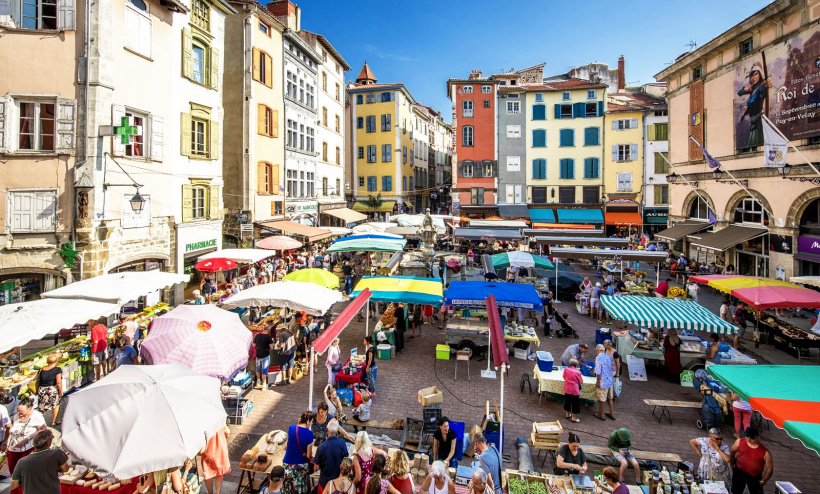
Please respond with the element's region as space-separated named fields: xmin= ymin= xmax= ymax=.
xmin=194 ymin=258 xmax=237 ymax=272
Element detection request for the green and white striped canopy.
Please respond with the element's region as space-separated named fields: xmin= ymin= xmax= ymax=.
xmin=600 ymin=295 xmax=738 ymax=334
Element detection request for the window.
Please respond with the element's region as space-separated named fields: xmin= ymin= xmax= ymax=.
xmin=365 ymin=115 xmax=376 ymax=132
xmin=7 ymin=190 xmax=57 ymax=232
xmin=322 ymin=107 xmax=327 ymax=127
xmin=335 ymin=114 xmax=340 ymax=133
xmin=183 ymin=28 xmax=219 ymax=90
xmin=532 ymin=129 xmax=546 ymax=148
xmin=482 ymin=161 xmax=495 ymax=177
xmin=191 ymin=117 xmax=207 ymax=156
xmin=381 ymin=144 xmax=392 ymax=162
xmin=258 ymin=20 xmax=270 ymax=36
xmin=506 ymin=101 xmax=520 ymax=114
xmin=380 ymin=114 xmax=391 ymax=131
xmin=654 ymin=152 xmax=669 ymax=174
xmin=366 ymin=93 xmax=377 ymax=104
xmin=585 ymin=103 xmax=598 ymax=117
xmin=322 ymin=141 xmax=328 ymax=161
xmin=616 ymin=172 xmax=632 ymax=191
xmin=649 ymin=123 xmax=668 ymax=141
xmin=253 ymin=49 xmax=272 ymax=88
xmin=562 ymin=92 xmax=571 ymax=101
xmin=367 ymin=176 xmax=377 ymax=192
xmin=336 ymin=146 xmax=341 ymax=165
xmin=257 ymin=162 xmax=279 ymax=194
xmin=321 ymin=177 xmax=328 ymax=196
xmin=462 ymin=86 xmax=473 ymax=94
xmin=587 ymin=90 xmax=596 ymax=99
xmin=559 ymin=129 xmax=574 ymax=147
xmin=409 ymin=176 xmax=415 ymax=190
xmin=19 ymin=0 xmax=58 ymax=29
xmin=286 ymin=119 xmax=296 ymax=147
xmin=356 ymin=95 xmax=363 ymax=105
xmin=462 ymin=126 xmax=474 ymax=146
xmin=689 ymin=196 xmax=710 ymax=219
xmin=532 ymin=104 xmax=546 ymax=120
xmin=380 ymin=92 xmax=392 ymax=102
xmin=532 ymin=159 xmax=547 ymax=179
xmin=366 ymin=145 xmax=376 ymax=162
xmin=654 ymin=185 xmax=669 ymax=205
xmin=124 ymin=0 xmax=151 ymax=58
xmin=460 ymin=161 xmax=474 ymax=178
xmin=191 ymin=0 xmax=209 ymax=31
xmin=739 ymin=37 xmax=754 ymax=56
xmin=358 ymin=176 xmax=364 ymax=187
xmin=257 ymin=104 xmax=277 ymax=138
xmin=382 ymin=176 xmax=392 ymax=192
xmin=559 ymin=186 xmax=575 ymax=204
xmin=286 ymin=170 xmax=297 ymax=197
xmin=582 ymin=186 xmax=599 ymax=204
xmin=17 ymin=101 xmax=55 ymax=151
xmin=322 ymin=72 xmax=327 ymax=92
xmin=557 ymin=104 xmax=573 ymax=119
xmin=402 ymin=146 xmax=407 ymax=164
xmin=506 ymin=125 xmax=521 ymax=139
xmin=124 ymin=110 xmax=146 ymax=157
xmin=613 ymin=144 xmax=638 ymax=162
xmin=535 ymin=93 xmax=543 ymax=102
xmin=613 ymin=118 xmax=637 ymax=130
xmin=559 ymin=159 xmax=574 ymax=179
xmin=583 ymin=158 xmax=599 ymax=179
xmin=357 ymin=146 xmax=364 ymax=159
xmin=462 ymin=100 xmax=474 ymax=118
xmin=506 ymin=155 xmax=520 ymax=171
xmin=506 ymin=184 xmax=523 ymax=204
xmin=470 ymin=187 xmax=484 ymax=205
xmin=481 ymin=86 xmax=492 ymax=94
xmin=402 ymin=176 xmax=407 ymax=191
xmin=734 ymin=198 xmax=768 ymax=225
xmin=356 ymin=117 xmax=363 ymax=129
xmin=654 ymin=110 xmax=668 ymax=117
xmin=692 ymin=65 xmax=703 ymax=80
xmin=483 ymin=100 xmax=490 ymax=108
xmin=182 ymin=180 xmax=219 ymax=222
xmin=192 ymin=44 xmax=206 ymax=84
xmin=584 ymin=127 xmax=599 ymax=146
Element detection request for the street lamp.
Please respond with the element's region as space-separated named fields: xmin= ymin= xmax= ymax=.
xmin=777 ymin=164 xmax=791 ymax=179
xmin=666 ymin=172 xmax=678 ymax=184
xmin=712 ymin=168 xmax=723 ymax=181
xmin=129 ymin=191 xmax=146 ymax=213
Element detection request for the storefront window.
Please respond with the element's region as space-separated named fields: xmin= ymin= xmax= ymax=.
xmin=733 ymin=198 xmax=768 ymax=226
xmin=799 ymin=198 xmax=820 ymax=235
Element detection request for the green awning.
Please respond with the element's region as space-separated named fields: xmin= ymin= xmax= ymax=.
xmin=352 ymin=200 xmax=396 ymax=213
xmin=645 ymin=215 xmax=668 ymax=224
xmin=600 ymin=295 xmax=738 ymax=334
xmin=556 ymin=209 xmax=604 ymax=224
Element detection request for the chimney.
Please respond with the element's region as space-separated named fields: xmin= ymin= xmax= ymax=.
xmin=617 ymin=55 xmax=625 ymax=92
xmin=468 ymin=69 xmax=482 ymax=80
xmin=267 ymin=0 xmax=300 ymax=30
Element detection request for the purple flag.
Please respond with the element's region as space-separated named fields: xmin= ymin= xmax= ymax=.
xmin=690 ymin=137 xmax=721 ymax=169
xmin=708 ymin=209 xmax=718 ymax=226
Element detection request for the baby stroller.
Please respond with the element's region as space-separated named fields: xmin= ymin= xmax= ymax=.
xmin=695 ymin=370 xmax=721 ymax=430
xmin=553 ymin=312 xmax=579 ymax=339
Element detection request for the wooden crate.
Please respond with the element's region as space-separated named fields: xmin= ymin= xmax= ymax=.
xmin=532 ymin=421 xmax=562 ymax=440
xmin=530 ymin=432 xmax=559 ymax=450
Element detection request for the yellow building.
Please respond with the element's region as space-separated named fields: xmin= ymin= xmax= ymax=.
xmin=347 ymin=63 xmax=416 ymax=217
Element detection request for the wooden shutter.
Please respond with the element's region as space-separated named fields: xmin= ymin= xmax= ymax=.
xmin=554 ymin=105 xmax=561 ymax=119
xmin=252 ymin=47 xmax=261 ymax=82
xmin=182 ymin=28 xmax=193 ymax=80
xmin=611 ymin=145 xmax=618 ymax=161
xmin=10 ymin=192 xmax=33 ymax=232
xmin=181 ymin=185 xmax=193 ymax=222
xmin=209 ymin=184 xmax=220 ymax=219
xmin=208 ymin=120 xmax=219 ymax=160
xmin=257 ymin=104 xmax=266 ymax=136
xmin=647 ymin=124 xmax=656 ymax=141
xmin=573 ymin=102 xmax=584 ymax=118
xmin=271 ymin=110 xmax=279 ymax=138
xmin=612 ymin=120 xmax=619 ymax=130
xmin=149 ymin=114 xmax=163 ymax=161
xmin=533 ymin=104 xmax=545 ymax=120
xmin=272 ymin=164 xmax=280 ymax=192
xmin=654 ymin=185 xmax=662 ymax=204
xmin=257 ymin=162 xmax=267 ymax=193
xmin=630 ymin=144 xmax=638 ymax=161
xmin=55 ymin=98 xmax=76 ymax=154
xmin=505 ymin=185 xmax=514 ymax=204
xmin=0 ymin=97 xmax=5 ymax=153
xmin=57 ymin=0 xmax=75 ymax=30
xmin=34 ymin=192 xmax=56 ymax=231
xmin=630 ymin=118 xmax=638 ymax=129
xmin=209 ymin=47 xmax=219 ymax=90
xmin=180 ymin=113 xmax=192 ymax=156
xmin=111 ymin=105 xmax=126 ymax=156
xmin=264 ymin=53 xmax=273 ymax=88
xmin=597 ymin=101 xmax=603 ymax=117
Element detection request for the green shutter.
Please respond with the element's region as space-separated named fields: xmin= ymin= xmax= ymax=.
xmin=648 ymin=124 xmax=656 ymax=141
xmin=209 ymin=47 xmax=219 ymax=90
xmin=554 ymin=105 xmax=562 ymax=119
xmin=597 ymin=101 xmax=603 ymax=116
xmin=655 ymin=152 xmax=669 ymax=174
xmin=182 ymin=27 xmax=193 ymax=80
xmin=180 ymin=113 xmax=192 ymax=156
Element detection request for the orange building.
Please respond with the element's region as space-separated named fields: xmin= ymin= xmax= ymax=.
xmin=447 ymin=71 xmax=498 ymax=218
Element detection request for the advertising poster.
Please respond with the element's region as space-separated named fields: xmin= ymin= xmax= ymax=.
xmin=734 ymin=24 xmax=820 ymax=149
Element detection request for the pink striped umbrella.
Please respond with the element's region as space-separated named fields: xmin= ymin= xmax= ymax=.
xmin=140 ymin=305 xmax=252 ymax=379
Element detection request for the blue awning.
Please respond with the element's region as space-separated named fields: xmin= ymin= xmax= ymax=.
xmin=528 ymin=208 xmax=556 ymax=222
xmin=556 ymin=209 xmax=604 ymax=224
xmin=444 ymin=281 xmax=543 ymax=310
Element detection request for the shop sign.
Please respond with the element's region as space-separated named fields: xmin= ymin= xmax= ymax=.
xmin=240 ymin=224 xmax=254 ymax=233
xmin=286 ymin=202 xmax=318 ymax=214
xmin=797 ymin=235 xmax=820 ymax=255
xmin=770 ymin=234 xmax=793 ymax=254
xmin=644 ymin=209 xmax=668 ymax=217
xmin=319 ymin=203 xmax=345 ymax=212
xmin=452 ymin=202 xmax=460 ymax=213
xmin=185 ymin=238 xmax=218 ymax=253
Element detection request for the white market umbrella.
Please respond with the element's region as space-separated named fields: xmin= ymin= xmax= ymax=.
xmin=220 ymin=280 xmax=343 ymax=315
xmin=61 ymin=364 xmax=226 ymax=479
xmin=256 ymin=235 xmax=303 ymax=251
xmin=351 ymin=223 xmax=400 ymax=235
xmin=140 ymin=305 xmax=253 ymax=379
xmin=0 ymin=299 xmax=121 ymax=353
xmin=41 ymin=271 xmax=189 ymax=304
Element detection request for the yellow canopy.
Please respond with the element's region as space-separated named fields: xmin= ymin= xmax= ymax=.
xmin=708 ymin=277 xmax=797 ymax=294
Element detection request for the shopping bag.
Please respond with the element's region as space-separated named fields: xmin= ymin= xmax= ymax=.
xmin=680 ymin=370 xmax=695 ymax=387
xmin=613 ymin=377 xmax=623 ymax=397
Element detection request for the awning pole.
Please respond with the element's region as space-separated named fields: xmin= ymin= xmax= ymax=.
xmin=308 ymin=346 xmax=315 ymax=410
xmin=499 ymin=362 xmax=506 ymax=458
xmin=656 ymin=262 xmax=660 ymax=285
xmin=366 ymin=301 xmax=370 ymax=337
xmin=555 ymin=257 xmax=560 ymax=304
xmin=486 ymin=317 xmax=492 ymax=373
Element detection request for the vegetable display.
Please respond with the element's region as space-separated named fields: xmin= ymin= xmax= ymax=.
xmin=528 ymin=480 xmax=547 ymax=494
xmin=508 ymin=477 xmax=527 ymax=494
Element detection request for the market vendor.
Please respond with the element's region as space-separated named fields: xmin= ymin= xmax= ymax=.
xmin=559 ymin=343 xmax=588 ymax=367
xmin=432 ymin=417 xmax=457 ymax=468
xmin=654 ymin=278 xmax=671 ymax=298
xmin=88 ymin=317 xmax=109 ymax=382
xmin=554 ymin=433 xmax=588 ymax=475
xmin=701 ymin=333 xmax=722 ymax=364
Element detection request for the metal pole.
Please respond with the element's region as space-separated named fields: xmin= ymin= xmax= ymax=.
xmin=554 ymin=257 xmax=560 ymax=304
xmin=308 ymin=346 xmax=315 ymax=410
xmin=366 ymin=301 xmax=370 ymax=337
xmin=656 ymin=262 xmax=660 ymax=286
xmin=762 ymin=114 xmax=820 ymax=177
xmin=499 ymin=363 xmax=505 ymax=458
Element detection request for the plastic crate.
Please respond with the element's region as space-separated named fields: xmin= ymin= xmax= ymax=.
xmin=436 ymin=344 xmax=450 ymax=360
xmin=423 ymin=405 xmax=442 ymax=433
xmin=595 ymin=328 xmax=611 ymax=346
xmin=449 ymin=420 xmax=465 ymax=461
xmin=400 ymin=417 xmax=425 ymax=451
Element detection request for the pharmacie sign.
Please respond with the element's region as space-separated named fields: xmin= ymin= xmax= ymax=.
xmin=185 ymin=238 xmax=218 ymax=252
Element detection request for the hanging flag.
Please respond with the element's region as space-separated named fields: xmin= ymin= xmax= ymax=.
xmin=762 ymin=117 xmax=788 ymax=168
xmin=689 ymin=137 xmax=722 ymax=169
xmin=708 ymin=209 xmax=718 ymax=226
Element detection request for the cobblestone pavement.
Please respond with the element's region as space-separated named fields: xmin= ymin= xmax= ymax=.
xmin=225 ymin=263 xmax=820 ymax=489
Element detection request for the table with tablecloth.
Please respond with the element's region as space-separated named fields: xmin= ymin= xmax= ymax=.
xmin=533 ymin=365 xmax=598 ymax=403
xmin=334 ymin=357 xmax=365 ymax=385
xmin=61 ymin=478 xmax=138 ymax=494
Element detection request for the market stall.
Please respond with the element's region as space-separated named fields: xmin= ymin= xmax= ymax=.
xmin=489 ymin=251 xmax=554 ymax=270
xmin=219 ymin=280 xmax=343 ymax=315
xmin=532 ymin=364 xmax=597 ymax=403
xmin=326 ymin=234 xmax=407 ymax=253
xmin=41 ymin=271 xmax=189 ymax=305
xmin=282 ymin=267 xmax=340 ymax=289
xmin=198 ymin=248 xmax=275 ymax=264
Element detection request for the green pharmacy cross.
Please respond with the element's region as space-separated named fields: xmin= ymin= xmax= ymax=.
xmin=57 ymin=242 xmax=80 ymax=270
xmin=114 ymin=116 xmax=143 ymax=145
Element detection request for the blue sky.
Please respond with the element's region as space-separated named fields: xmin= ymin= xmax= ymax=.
xmin=300 ymin=0 xmax=772 ymax=122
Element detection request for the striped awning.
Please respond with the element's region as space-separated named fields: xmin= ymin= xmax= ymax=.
xmin=600 ymin=295 xmax=738 ymax=334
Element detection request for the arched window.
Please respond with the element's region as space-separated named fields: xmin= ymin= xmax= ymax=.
xmin=688 ymin=196 xmax=710 ymax=220
xmin=462 ymin=126 xmax=474 ymax=147
xmin=733 ymin=198 xmax=768 ymax=226
xmin=800 ymin=198 xmax=820 ymax=234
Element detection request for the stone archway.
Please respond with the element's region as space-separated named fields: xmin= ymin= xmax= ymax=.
xmin=722 ymin=189 xmax=773 ymax=224
xmin=681 ymin=189 xmax=714 ymax=219
xmin=785 ymin=188 xmax=820 ymax=229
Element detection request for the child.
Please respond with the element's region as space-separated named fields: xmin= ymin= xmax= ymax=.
xmin=352 ymin=390 xmax=372 ymax=432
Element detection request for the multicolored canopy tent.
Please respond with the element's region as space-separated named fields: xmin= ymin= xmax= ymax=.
xmin=198 ymin=248 xmax=274 ymax=264
xmin=707 ymin=365 xmax=820 ymax=455
xmin=489 ymin=251 xmax=554 ymax=270
xmin=600 ymin=295 xmax=738 ymax=334
xmin=690 ymin=275 xmax=820 ymax=310
xmin=485 ymin=294 xmax=509 ymax=457
xmin=350 ymin=276 xmax=444 ymax=306
xmin=326 ymin=236 xmax=406 ymax=253
xmin=444 ymin=281 xmax=543 ymax=310
xmin=283 ymin=268 xmax=340 ymax=289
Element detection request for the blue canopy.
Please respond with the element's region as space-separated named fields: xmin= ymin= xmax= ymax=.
xmin=333 ymin=234 xmax=403 ymax=243
xmin=528 ymin=208 xmax=556 ymax=222
xmin=556 ymin=209 xmax=604 ymax=224
xmin=444 ymin=281 xmax=543 ymax=310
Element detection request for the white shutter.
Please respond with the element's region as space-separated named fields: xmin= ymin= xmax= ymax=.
xmin=111 ymin=104 xmax=125 ymax=156
xmin=612 ymin=145 xmax=618 ymax=161
xmin=7 ymin=0 xmax=21 ymax=28
xmin=630 ymin=143 xmax=639 ymax=161
xmin=0 ymin=97 xmax=6 ymax=153
xmin=9 ymin=192 xmax=32 ymax=232
xmin=57 ymin=0 xmax=75 ymax=30
xmin=505 ymin=185 xmax=514 ymax=204
xmin=514 ymin=185 xmax=523 ymax=204
xmin=630 ymin=118 xmax=638 ymax=129
xmin=139 ymin=15 xmax=152 ymax=58
xmin=612 ymin=120 xmax=618 ymax=130
xmin=149 ymin=114 xmax=163 ymax=161
xmin=123 ymin=7 xmax=137 ymax=52
xmin=34 ymin=192 xmax=56 ymax=231
xmin=55 ymin=98 xmax=76 ymax=154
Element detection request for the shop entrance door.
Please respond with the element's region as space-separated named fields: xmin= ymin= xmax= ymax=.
xmin=737 ymin=252 xmax=768 ymax=277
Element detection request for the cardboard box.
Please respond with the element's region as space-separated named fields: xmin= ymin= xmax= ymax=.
xmin=418 ymin=386 xmax=443 ymax=406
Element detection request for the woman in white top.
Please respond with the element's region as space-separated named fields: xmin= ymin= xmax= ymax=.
xmin=1 ymin=398 xmax=47 ymax=483
xmin=421 ymin=461 xmax=455 ymax=494
xmin=687 ymin=281 xmax=701 ymax=303
xmin=732 ymin=392 xmax=754 ymax=438
xmin=326 ymin=338 xmax=341 ymax=385
xmin=324 ymin=385 xmax=344 ymax=419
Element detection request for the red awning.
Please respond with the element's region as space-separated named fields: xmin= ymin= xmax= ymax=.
xmin=486 ymin=294 xmax=509 ymax=368
xmin=605 ymin=212 xmax=643 ymax=226
xmin=311 ymin=289 xmax=372 ymax=355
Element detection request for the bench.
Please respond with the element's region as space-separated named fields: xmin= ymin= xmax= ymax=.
xmin=644 ymin=399 xmax=702 ymax=424
xmin=529 ymin=440 xmax=683 ymax=470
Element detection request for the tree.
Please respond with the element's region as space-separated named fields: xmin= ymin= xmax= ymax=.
xmin=365 ymin=193 xmax=383 ymax=210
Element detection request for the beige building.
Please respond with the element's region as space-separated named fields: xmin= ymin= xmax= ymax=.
xmin=656 ymin=0 xmax=820 ymax=279
xmin=223 ymin=2 xmax=285 ymax=247
xmin=0 ymin=5 xmax=78 ymax=299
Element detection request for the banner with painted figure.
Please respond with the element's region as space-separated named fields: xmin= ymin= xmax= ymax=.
xmin=734 ymin=23 xmax=820 ymax=150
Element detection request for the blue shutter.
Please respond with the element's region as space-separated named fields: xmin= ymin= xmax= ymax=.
xmin=533 ymin=104 xmax=546 ymax=120
xmin=592 ymin=158 xmax=599 ymax=178
xmin=573 ymin=102 xmax=584 ymax=118
xmin=630 ymin=144 xmax=639 ymax=161
xmin=598 ymin=101 xmax=604 ymax=116
xmin=533 ymin=129 xmax=546 ymax=147
xmin=568 ymin=129 xmax=574 ymax=146
xmin=612 ymin=145 xmax=619 ymax=161
xmin=584 ymin=158 xmax=591 ymax=178
xmin=540 ymin=159 xmax=547 ymax=179
xmin=560 ymin=129 xmax=574 ymax=147
xmin=554 ymin=104 xmax=562 ymax=119
xmin=584 ymin=127 xmax=599 ymax=146
xmin=559 ymin=159 xmax=566 ymax=179
xmin=568 ymin=159 xmax=574 ymax=179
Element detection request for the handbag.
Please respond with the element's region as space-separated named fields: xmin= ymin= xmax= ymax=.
xmin=295 ymin=426 xmax=314 ymax=470
xmin=331 ymin=363 xmax=343 ymax=373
